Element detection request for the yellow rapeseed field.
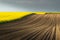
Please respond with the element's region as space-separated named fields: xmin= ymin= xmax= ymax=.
xmin=0 ymin=12 xmax=45 ymax=22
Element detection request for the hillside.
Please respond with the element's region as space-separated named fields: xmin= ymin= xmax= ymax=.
xmin=0 ymin=13 xmax=60 ymax=40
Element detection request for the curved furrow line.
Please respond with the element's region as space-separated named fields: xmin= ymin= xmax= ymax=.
xmin=20 ymin=14 xmax=53 ymax=39
xmin=29 ymin=24 xmax=53 ymax=40
xmin=41 ymin=14 xmax=53 ymax=40
xmin=35 ymin=19 xmax=53 ymax=40
xmin=40 ymin=26 xmax=53 ymax=40
xmin=41 ymin=27 xmax=52 ymax=40
xmin=30 ymin=13 xmax=55 ymax=40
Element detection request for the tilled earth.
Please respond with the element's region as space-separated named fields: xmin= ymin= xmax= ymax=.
xmin=0 ymin=13 xmax=60 ymax=40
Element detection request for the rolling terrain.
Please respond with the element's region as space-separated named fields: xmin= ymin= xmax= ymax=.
xmin=0 ymin=13 xmax=60 ymax=40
